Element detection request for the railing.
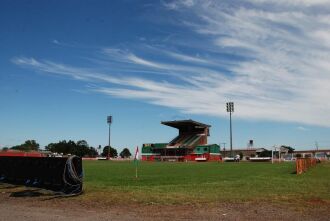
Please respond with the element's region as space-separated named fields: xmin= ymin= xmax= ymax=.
xmin=183 ymin=135 xmax=197 ymax=145
xmin=161 ymin=156 xmax=184 ymax=159
xmin=187 ymin=135 xmax=201 ymax=146
xmin=172 ymin=135 xmax=189 ymax=146
xmin=168 ymin=134 xmax=202 ymax=147
xmin=168 ymin=135 xmax=180 ymax=145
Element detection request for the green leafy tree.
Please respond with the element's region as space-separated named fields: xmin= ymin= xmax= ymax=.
xmin=239 ymin=152 xmax=243 ymax=160
xmin=11 ymin=140 xmax=39 ymax=151
xmin=102 ymin=146 xmax=118 ymax=158
xmin=74 ymin=140 xmax=89 ymax=157
xmin=259 ymin=150 xmax=272 ymax=157
xmin=281 ymin=145 xmax=295 ymax=153
xmin=45 ymin=140 xmax=98 ymax=157
xmin=77 ymin=140 xmax=88 ymax=147
xmin=120 ymin=148 xmax=132 ymax=158
xmin=46 ymin=140 xmax=74 ymax=155
xmin=88 ymin=147 xmax=98 ymax=157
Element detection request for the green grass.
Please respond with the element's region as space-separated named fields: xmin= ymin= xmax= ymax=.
xmin=81 ymin=161 xmax=330 ymax=205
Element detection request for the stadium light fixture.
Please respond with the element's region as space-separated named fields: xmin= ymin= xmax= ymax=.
xmin=226 ymin=102 xmax=234 ymax=157
xmin=107 ymin=115 xmax=112 ymax=159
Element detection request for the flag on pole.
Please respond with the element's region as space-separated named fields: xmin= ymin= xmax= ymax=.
xmin=134 ymin=146 xmax=139 ymax=161
xmin=134 ymin=146 xmax=139 ymax=178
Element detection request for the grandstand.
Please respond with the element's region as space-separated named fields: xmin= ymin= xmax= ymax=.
xmin=142 ymin=120 xmax=221 ymax=162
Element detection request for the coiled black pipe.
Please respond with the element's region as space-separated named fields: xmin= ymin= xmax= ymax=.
xmin=0 ymin=155 xmax=83 ymax=196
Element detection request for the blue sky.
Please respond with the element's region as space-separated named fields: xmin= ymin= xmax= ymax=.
xmin=1 ymin=0 xmax=330 ymax=152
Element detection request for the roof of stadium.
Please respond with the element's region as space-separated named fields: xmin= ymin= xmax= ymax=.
xmin=161 ymin=119 xmax=211 ymax=129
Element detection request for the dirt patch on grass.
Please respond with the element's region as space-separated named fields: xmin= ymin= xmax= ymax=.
xmin=0 ymin=186 xmax=329 ymax=221
xmin=306 ymin=197 xmax=330 ymax=205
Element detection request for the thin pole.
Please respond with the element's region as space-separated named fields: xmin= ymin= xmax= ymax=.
xmin=230 ymin=111 xmax=233 ymax=157
xmin=108 ymin=123 xmax=111 ymax=159
xmin=279 ymin=147 xmax=281 ymax=163
xmin=221 ymin=143 xmax=226 ymax=158
xmin=135 ymin=165 xmax=138 ymax=179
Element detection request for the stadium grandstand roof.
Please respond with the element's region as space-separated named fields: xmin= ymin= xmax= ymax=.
xmin=161 ymin=119 xmax=211 ymax=129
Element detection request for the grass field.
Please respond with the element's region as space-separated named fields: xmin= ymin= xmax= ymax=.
xmin=82 ymin=161 xmax=330 ymax=205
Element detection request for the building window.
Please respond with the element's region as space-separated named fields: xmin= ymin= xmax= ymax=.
xmin=204 ymin=148 xmax=208 ymax=151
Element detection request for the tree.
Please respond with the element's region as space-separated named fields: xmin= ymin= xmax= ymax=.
xmin=45 ymin=140 xmax=98 ymax=157
xmin=11 ymin=140 xmax=39 ymax=151
xmin=281 ymin=145 xmax=295 ymax=153
xmin=239 ymin=152 xmax=243 ymax=160
xmin=120 ymin=148 xmax=132 ymax=158
xmin=46 ymin=140 xmax=75 ymax=155
xmin=88 ymin=147 xmax=98 ymax=157
xmin=102 ymin=146 xmax=118 ymax=158
xmin=77 ymin=140 xmax=88 ymax=147
xmin=259 ymin=150 xmax=272 ymax=157
xmin=2 ymin=147 xmax=9 ymax=151
xmin=74 ymin=140 xmax=90 ymax=157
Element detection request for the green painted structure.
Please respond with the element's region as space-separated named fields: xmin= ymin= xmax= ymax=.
xmin=142 ymin=120 xmax=221 ymax=162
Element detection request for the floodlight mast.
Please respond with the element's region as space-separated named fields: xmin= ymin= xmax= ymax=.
xmin=226 ymin=102 xmax=234 ymax=157
xmin=107 ymin=116 xmax=112 ymax=160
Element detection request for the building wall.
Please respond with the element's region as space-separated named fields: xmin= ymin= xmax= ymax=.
xmin=141 ymin=144 xmax=221 ymax=162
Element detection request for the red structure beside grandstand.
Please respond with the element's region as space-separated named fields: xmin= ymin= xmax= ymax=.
xmin=142 ymin=120 xmax=221 ymax=162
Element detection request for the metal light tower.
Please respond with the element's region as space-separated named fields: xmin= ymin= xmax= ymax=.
xmin=107 ymin=115 xmax=112 ymax=159
xmin=226 ymin=102 xmax=234 ymax=157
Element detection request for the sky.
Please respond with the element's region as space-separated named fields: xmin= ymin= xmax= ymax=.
xmin=1 ymin=0 xmax=330 ymax=152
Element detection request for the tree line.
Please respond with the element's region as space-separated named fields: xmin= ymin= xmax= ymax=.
xmin=1 ymin=139 xmax=132 ymax=158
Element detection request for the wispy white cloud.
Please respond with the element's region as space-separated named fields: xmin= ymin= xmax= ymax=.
xmin=163 ymin=0 xmax=196 ymax=10
xmin=13 ymin=0 xmax=330 ymax=127
xmin=249 ymin=0 xmax=330 ymax=7
xmin=297 ymin=126 xmax=309 ymax=131
xmin=164 ymin=51 xmax=211 ymax=64
xmin=52 ymin=39 xmax=60 ymax=45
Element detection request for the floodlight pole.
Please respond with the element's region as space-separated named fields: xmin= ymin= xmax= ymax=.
xmin=108 ymin=124 xmax=111 ymax=159
xmin=107 ymin=116 xmax=112 ymax=160
xmin=226 ymin=102 xmax=234 ymax=157
xmin=230 ymin=111 xmax=233 ymax=157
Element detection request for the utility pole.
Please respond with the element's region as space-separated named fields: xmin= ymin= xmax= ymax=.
xmin=226 ymin=102 xmax=234 ymax=157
